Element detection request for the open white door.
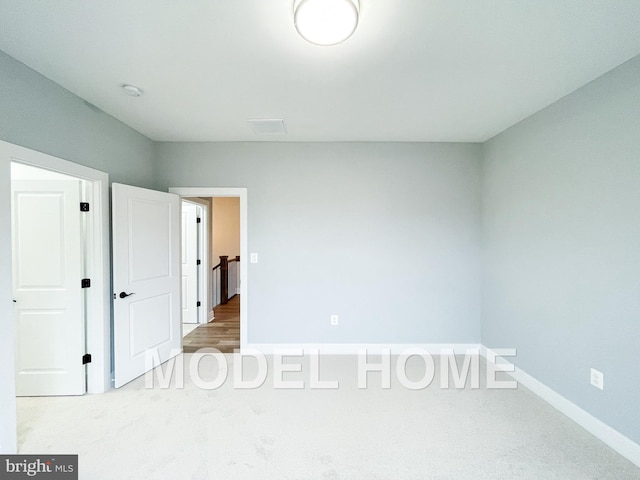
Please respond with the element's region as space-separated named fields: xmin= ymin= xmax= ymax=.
xmin=181 ymin=201 xmax=199 ymax=324
xmin=12 ymin=179 xmax=86 ymax=396
xmin=112 ymin=183 xmax=181 ymax=388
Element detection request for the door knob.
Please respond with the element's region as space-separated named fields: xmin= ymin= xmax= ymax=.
xmin=119 ymin=292 xmax=135 ymax=299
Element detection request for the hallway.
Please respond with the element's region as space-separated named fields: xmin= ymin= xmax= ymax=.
xmin=183 ymin=295 xmax=240 ymax=353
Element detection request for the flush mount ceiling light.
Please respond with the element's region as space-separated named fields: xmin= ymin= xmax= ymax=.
xmin=122 ymin=84 xmax=143 ymax=97
xmin=294 ymin=0 xmax=359 ymax=46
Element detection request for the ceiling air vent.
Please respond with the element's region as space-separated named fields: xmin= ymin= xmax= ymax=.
xmin=247 ymin=119 xmax=287 ymax=135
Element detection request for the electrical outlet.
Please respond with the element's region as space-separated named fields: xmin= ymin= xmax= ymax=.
xmin=250 ymin=253 xmax=258 ymax=264
xmin=590 ymin=368 xmax=604 ymax=390
xmin=330 ymin=314 xmax=339 ymax=326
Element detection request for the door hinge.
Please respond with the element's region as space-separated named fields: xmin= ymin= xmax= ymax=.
xmin=82 ymin=353 xmax=92 ymax=365
xmin=80 ymin=202 xmax=90 ymax=212
xmin=81 ymin=278 xmax=91 ymax=288
xmin=197 ymin=301 xmax=201 ymax=307
xmin=196 ymin=259 xmax=201 ymax=265
xmin=196 ymin=217 xmax=201 ymax=224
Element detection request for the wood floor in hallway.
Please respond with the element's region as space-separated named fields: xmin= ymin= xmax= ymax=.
xmin=183 ymin=295 xmax=239 ymax=353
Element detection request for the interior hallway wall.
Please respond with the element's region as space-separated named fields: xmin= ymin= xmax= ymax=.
xmin=482 ymin=55 xmax=640 ymax=444
xmin=212 ymin=197 xmax=240 ymax=262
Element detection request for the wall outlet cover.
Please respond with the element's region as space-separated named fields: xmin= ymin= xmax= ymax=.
xmin=590 ymin=368 xmax=604 ymax=390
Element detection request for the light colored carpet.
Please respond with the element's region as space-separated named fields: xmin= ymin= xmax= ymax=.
xmin=16 ymin=354 xmax=640 ymax=480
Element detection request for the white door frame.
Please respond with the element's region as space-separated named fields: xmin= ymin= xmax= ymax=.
xmin=169 ymin=187 xmax=247 ymax=350
xmin=2 ymin=141 xmax=111 ymax=394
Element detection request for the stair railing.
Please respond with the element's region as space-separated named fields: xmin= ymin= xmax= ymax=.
xmin=212 ymin=255 xmax=240 ymax=307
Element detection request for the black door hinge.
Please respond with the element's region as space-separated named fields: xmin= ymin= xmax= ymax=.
xmin=196 ymin=259 xmax=201 ymax=265
xmin=197 ymin=301 xmax=201 ymax=307
xmin=80 ymin=202 xmax=90 ymax=212
xmin=82 ymin=354 xmax=92 ymax=365
xmin=81 ymin=278 xmax=91 ymax=288
xmin=196 ymin=217 xmax=201 ymax=224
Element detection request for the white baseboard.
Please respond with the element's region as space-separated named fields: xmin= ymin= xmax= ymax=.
xmin=245 ymin=343 xmax=481 ymax=355
xmin=480 ymin=346 xmax=640 ymax=468
xmin=208 ymin=310 xmax=214 ymax=322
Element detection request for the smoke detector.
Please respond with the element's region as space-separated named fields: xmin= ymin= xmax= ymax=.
xmin=122 ymin=84 xmax=143 ymax=97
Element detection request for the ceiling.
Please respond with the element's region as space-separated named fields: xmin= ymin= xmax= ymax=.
xmin=0 ymin=1 xmax=639 ymax=142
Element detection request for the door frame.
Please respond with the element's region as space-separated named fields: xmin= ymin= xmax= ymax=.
xmin=169 ymin=187 xmax=248 ymax=350
xmin=2 ymin=141 xmax=111 ymax=395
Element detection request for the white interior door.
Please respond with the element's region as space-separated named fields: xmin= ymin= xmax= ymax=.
xmin=112 ymin=183 xmax=181 ymax=388
xmin=181 ymin=201 xmax=199 ymax=324
xmin=12 ymin=179 xmax=86 ymax=396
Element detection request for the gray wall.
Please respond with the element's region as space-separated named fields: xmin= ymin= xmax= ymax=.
xmin=0 ymin=50 xmax=156 ymax=452
xmin=482 ymin=55 xmax=640 ymax=444
xmin=156 ymin=142 xmax=482 ymax=345
xmin=0 ymin=51 xmax=156 ymax=188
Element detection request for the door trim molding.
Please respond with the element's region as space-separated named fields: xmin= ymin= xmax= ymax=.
xmin=169 ymin=187 xmax=248 ymax=351
xmin=2 ymin=140 xmax=110 ymax=395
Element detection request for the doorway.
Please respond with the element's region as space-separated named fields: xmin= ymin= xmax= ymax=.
xmin=1 ymin=141 xmax=111 ymax=396
xmin=11 ymin=163 xmax=89 ymax=396
xmin=170 ymin=188 xmax=248 ymax=352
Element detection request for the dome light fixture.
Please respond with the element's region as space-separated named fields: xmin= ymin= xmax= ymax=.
xmin=294 ymin=0 xmax=359 ymax=46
